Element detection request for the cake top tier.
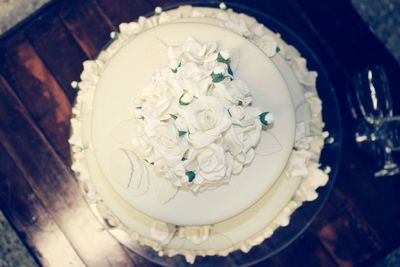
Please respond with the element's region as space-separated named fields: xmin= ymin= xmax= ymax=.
xmin=90 ymin=22 xmax=295 ymax=225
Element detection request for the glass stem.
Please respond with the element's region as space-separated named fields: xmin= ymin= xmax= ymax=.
xmin=383 ymin=145 xmax=397 ymax=169
xmin=375 ymin=123 xmax=397 ymax=170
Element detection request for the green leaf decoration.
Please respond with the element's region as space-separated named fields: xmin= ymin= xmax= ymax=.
xmin=178 ymin=131 xmax=187 ymax=137
xmin=110 ymin=32 xmax=119 ymax=40
xmin=227 ymin=109 xmax=232 ymax=117
xmin=179 ymin=95 xmax=190 ymax=105
xmin=227 ymin=64 xmax=234 ymax=76
xmin=136 ymin=106 xmax=142 ymax=109
xmin=171 ymin=62 xmax=181 ymax=73
xmin=138 ymin=116 xmax=144 ymax=120
xmin=276 ymin=47 xmax=281 ymax=53
xmin=217 ymin=53 xmax=230 ymax=64
xmin=186 ymin=171 xmax=196 ymax=182
xmin=170 ymin=114 xmax=178 ymax=120
xmin=181 ymin=156 xmax=187 ymax=161
xmin=217 ymin=52 xmax=233 ymax=76
xmin=211 ymin=72 xmax=226 ymax=83
xmin=259 ymin=112 xmax=271 ymax=125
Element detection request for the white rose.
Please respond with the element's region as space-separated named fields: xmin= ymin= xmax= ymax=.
xmin=229 ymin=80 xmax=252 ymax=105
xmin=153 ymin=159 xmax=172 ymax=179
xmin=229 ymin=106 xmax=261 ymax=127
xmin=223 ymin=124 xmax=260 ymax=160
xmin=228 ymin=148 xmax=256 ymax=175
xmin=212 ymin=79 xmax=252 ymax=106
xmin=137 ymin=80 xmax=179 ymax=120
xmin=222 ymin=125 xmax=242 ymax=156
xmin=152 ymin=67 xmax=172 ymax=82
xmin=185 ymin=143 xmax=227 ymax=182
xmin=179 ymin=96 xmax=231 ymax=148
xmin=144 ymin=121 xmax=188 ymax=165
xmin=174 ymin=117 xmax=188 ymax=132
xmin=223 ymin=106 xmax=261 ymax=171
xmin=241 ymin=121 xmax=262 ymax=152
xmin=169 ymin=59 xmax=180 ymax=70
xmin=169 ymin=38 xmax=218 ymax=64
xmin=152 ymin=160 xmax=186 ymax=188
xmin=176 ymin=63 xmax=212 ymax=97
xmin=219 ymin=49 xmax=230 ymax=60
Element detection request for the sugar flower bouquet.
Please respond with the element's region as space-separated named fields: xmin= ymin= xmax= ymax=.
xmin=132 ymin=38 xmax=273 ymax=192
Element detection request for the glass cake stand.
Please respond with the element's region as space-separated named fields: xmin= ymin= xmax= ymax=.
xmin=98 ymin=1 xmax=343 ymax=266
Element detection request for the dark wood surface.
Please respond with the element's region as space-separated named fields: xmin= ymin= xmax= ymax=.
xmin=0 ymin=0 xmax=399 ymax=266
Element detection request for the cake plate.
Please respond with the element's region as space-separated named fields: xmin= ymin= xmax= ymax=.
xmin=87 ymin=2 xmax=342 ymax=266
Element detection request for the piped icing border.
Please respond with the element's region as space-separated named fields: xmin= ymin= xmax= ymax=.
xmin=69 ymin=4 xmax=330 ymax=264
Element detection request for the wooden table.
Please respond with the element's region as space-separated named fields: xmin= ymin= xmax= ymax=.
xmin=0 ymin=0 xmax=399 ymax=266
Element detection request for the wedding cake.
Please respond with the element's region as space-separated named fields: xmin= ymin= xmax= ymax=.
xmin=69 ymin=3 xmax=329 ymax=264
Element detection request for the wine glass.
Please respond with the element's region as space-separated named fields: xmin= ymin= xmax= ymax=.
xmin=354 ymin=121 xmax=381 ymax=153
xmin=375 ymin=117 xmax=400 ymax=176
xmin=348 ymin=73 xmax=379 ymax=154
xmin=354 ymin=66 xmax=397 ymax=177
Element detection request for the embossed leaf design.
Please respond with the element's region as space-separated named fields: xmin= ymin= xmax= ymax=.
xmin=255 ymin=131 xmax=282 ymax=156
xmin=153 ymin=177 xmax=178 ymax=205
xmin=109 ymin=148 xmax=149 ymax=196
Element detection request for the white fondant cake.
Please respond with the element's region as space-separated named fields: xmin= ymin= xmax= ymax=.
xmin=69 ymin=4 xmax=329 ymax=264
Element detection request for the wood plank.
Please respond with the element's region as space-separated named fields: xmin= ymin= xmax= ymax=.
xmin=147 ymin=0 xmax=180 ymax=7
xmin=58 ymin=0 xmax=115 ymax=59
xmin=254 ymin=229 xmax=338 ymax=267
xmin=310 ymin=189 xmax=380 ymax=266
xmin=335 ymin=148 xmax=400 ymax=251
xmin=0 ymin=33 xmax=71 ymax=164
xmin=0 ymin=74 xmax=137 ymax=266
xmin=57 ymin=1 xmax=160 ymax=263
xmin=95 ymin=0 xmax=153 ymax=27
xmin=25 ymin=8 xmax=87 ymax=102
xmin=0 ymin=143 xmax=85 ymax=267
